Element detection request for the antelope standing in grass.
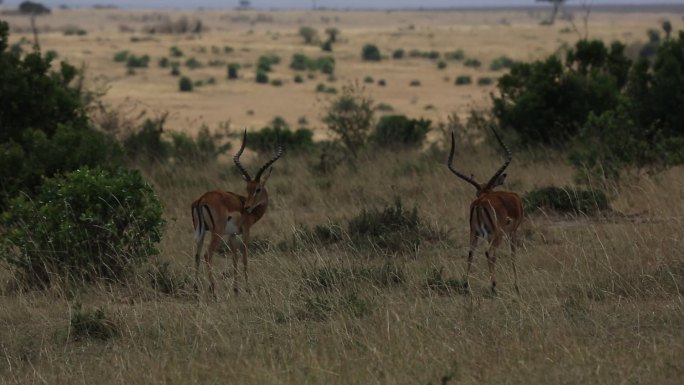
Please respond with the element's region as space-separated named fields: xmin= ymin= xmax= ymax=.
xmin=447 ymin=127 xmax=523 ymax=294
xmin=191 ymin=130 xmax=283 ymax=296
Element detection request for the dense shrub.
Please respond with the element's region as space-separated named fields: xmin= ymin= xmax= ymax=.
xmin=323 ymin=83 xmax=375 ymax=157
xmin=490 ymin=55 xmax=516 ymax=71
xmin=1 ymin=167 xmax=164 ymax=287
xmin=185 ymin=57 xmax=201 ymax=69
xmin=317 ymin=56 xmax=335 ymax=75
xmin=437 ymin=60 xmax=447 ymax=69
xmin=347 ymin=199 xmax=422 ymax=252
xmin=371 ymin=115 xmax=431 ymax=149
xmin=444 ymin=49 xmax=465 ymax=61
xmin=455 ymin=75 xmax=471 ymax=85
xmin=362 ymin=44 xmax=381 ymax=61
xmin=0 ymin=21 xmax=122 ymax=208
xmin=246 ymin=127 xmax=314 ymax=153
xmin=392 ymin=49 xmax=404 ymax=59
xmin=464 ymin=58 xmax=481 ymax=68
xmin=126 ymin=54 xmax=150 ymax=68
xmin=299 ymin=26 xmax=318 ymax=44
xmin=113 ymin=50 xmax=129 ymax=62
xmin=477 ymin=77 xmax=494 ymax=86
xmin=227 ymin=62 xmax=240 ymax=79
xmin=169 ymin=46 xmax=183 ymax=57
xmin=493 ymin=40 xmax=630 ymax=146
xmin=179 ymin=76 xmax=193 ymax=91
xmin=257 ymin=54 xmax=280 ymax=72
xmin=523 ymin=186 xmax=609 ymax=214
xmin=256 ymin=69 xmax=269 ymax=83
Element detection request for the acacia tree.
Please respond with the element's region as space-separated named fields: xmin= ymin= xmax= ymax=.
xmin=536 ymin=0 xmax=566 ymax=25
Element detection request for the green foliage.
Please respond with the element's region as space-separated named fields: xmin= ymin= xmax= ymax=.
xmin=444 ymin=49 xmax=465 ymax=61
xmin=347 ymin=199 xmax=422 ymax=252
xmin=246 ymin=126 xmax=314 ymax=153
xmin=257 ymin=54 xmax=280 ymax=72
xmin=293 ymin=74 xmax=304 ymax=83
xmin=69 ymin=304 xmax=118 ymax=341
xmin=299 ymin=26 xmax=318 ymax=44
xmin=179 ymin=76 xmax=193 ymax=91
xmin=227 ymin=62 xmax=240 ymax=79
xmin=392 ymin=49 xmax=404 ymax=59
xmin=256 ymin=69 xmax=269 ymax=83
xmin=454 ymin=75 xmax=471 ymax=85
xmin=493 ymin=39 xmax=629 ymax=146
xmin=123 ymin=117 xmax=170 ymax=161
xmin=185 ymin=57 xmax=202 ymax=69
xmin=523 ymin=186 xmax=609 ymax=214
xmin=158 ymin=57 xmax=169 ymax=68
xmin=1 ymin=167 xmax=164 ymax=287
xmin=371 ymin=115 xmax=431 ymax=149
xmin=270 ymin=79 xmax=283 ymax=86
xmin=325 ymin=27 xmax=339 ymax=42
xmin=362 ymin=44 xmax=381 ymax=61
xmin=477 ymin=77 xmax=494 ymax=86
xmin=169 ymin=46 xmax=183 ymax=57
xmin=464 ymin=58 xmax=481 ymax=68
xmin=317 ymin=56 xmax=335 ymax=75
xmin=323 ymin=83 xmax=375 ymax=157
xmin=490 ymin=55 xmax=516 ymax=71
xmin=113 ymin=50 xmax=129 ymax=62
xmin=0 ymin=24 xmax=122 ymax=208
xmin=321 ymin=39 xmax=333 ymax=52
xmin=437 ymin=60 xmax=447 ymax=69
xmin=19 ymin=1 xmax=50 ymax=15
xmin=126 ymin=54 xmax=150 ymax=68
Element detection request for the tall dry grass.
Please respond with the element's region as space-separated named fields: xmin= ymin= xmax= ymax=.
xmin=1 ymin=147 xmax=683 ymax=384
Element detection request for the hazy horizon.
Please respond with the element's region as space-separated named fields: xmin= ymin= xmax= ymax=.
xmin=1 ymin=0 xmax=681 ymax=10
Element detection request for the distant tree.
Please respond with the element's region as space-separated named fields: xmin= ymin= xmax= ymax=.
xmin=323 ymin=83 xmax=375 ymax=158
xmin=536 ymin=0 xmax=565 ymax=25
xmin=18 ymin=1 xmax=50 ymax=15
xmin=299 ymin=26 xmax=318 ymax=44
xmin=662 ymin=20 xmax=672 ymax=39
xmin=325 ymin=27 xmax=339 ymax=42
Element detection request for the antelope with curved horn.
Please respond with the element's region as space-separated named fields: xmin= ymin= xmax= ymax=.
xmin=447 ymin=128 xmax=523 ymax=294
xmin=191 ymin=129 xmax=284 ymax=296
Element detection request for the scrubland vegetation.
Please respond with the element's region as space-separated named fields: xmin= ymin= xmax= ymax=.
xmin=1 ymin=7 xmax=684 ymax=384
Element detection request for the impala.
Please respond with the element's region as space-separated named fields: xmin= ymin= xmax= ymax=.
xmin=191 ymin=129 xmax=283 ymax=296
xmin=447 ymin=128 xmax=523 ymax=294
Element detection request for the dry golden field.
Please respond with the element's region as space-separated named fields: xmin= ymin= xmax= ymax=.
xmin=1 ymin=5 xmax=684 ymax=385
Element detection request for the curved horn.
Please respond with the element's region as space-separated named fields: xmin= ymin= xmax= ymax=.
xmin=484 ymin=126 xmax=512 ymax=190
xmin=233 ymin=129 xmax=252 ymax=181
xmin=447 ymin=130 xmax=481 ymax=191
xmin=254 ymin=131 xmax=284 ymax=180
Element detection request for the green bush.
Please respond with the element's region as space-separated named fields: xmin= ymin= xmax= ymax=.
xmin=492 ymin=39 xmax=630 ymax=147
xmin=246 ymin=126 xmax=314 ymax=153
xmin=299 ymin=26 xmax=318 ymax=44
xmin=321 ymin=40 xmax=333 ymax=52
xmin=185 ymin=57 xmax=202 ymax=69
xmin=0 ymin=22 xmax=122 ymax=208
xmin=362 ymin=44 xmax=381 ymax=61
xmin=270 ymin=79 xmax=283 ymax=86
xmin=1 ymin=167 xmax=164 ymax=287
xmin=371 ymin=115 xmax=431 ymax=149
xmin=169 ymin=46 xmax=183 ymax=57
xmin=126 ymin=54 xmax=150 ymax=68
xmin=323 ymin=83 xmax=375 ymax=158
xmin=437 ymin=60 xmax=447 ymax=69
xmin=179 ymin=76 xmax=193 ymax=91
xmin=291 ymin=53 xmax=316 ymax=71
xmin=490 ymin=55 xmax=516 ymax=71
xmin=158 ymin=57 xmax=169 ymax=68
xmin=257 ymin=54 xmax=280 ymax=72
xmin=392 ymin=49 xmax=404 ymax=59
xmin=317 ymin=56 xmax=335 ymax=75
xmin=444 ymin=49 xmax=465 ymax=61
xmin=477 ymin=77 xmax=494 ymax=86
xmin=227 ymin=62 xmax=240 ymax=79
xmin=113 ymin=50 xmax=129 ymax=62
xmin=256 ymin=69 xmax=269 ymax=83
xmin=347 ymin=199 xmax=422 ymax=252
xmin=464 ymin=58 xmax=481 ymax=68
xmin=294 ymin=74 xmax=304 ymax=83
xmin=455 ymin=75 xmax=471 ymax=85
xmin=523 ymin=186 xmax=609 ymax=214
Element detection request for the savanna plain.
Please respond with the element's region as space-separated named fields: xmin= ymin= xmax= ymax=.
xmin=1 ymin=5 xmax=684 ymax=384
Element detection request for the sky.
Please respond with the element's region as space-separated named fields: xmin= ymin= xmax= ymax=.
xmin=2 ymin=0 xmax=682 ymax=10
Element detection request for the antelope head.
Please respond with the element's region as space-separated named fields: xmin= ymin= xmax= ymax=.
xmin=233 ymin=129 xmax=284 ymax=213
xmin=447 ymin=126 xmax=512 ymax=196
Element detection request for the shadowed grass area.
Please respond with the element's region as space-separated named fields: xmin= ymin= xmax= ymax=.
xmin=1 ymin=149 xmax=683 ymax=384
